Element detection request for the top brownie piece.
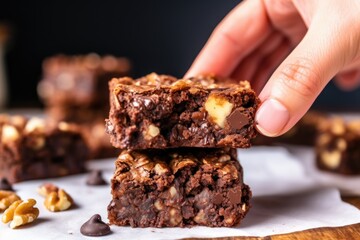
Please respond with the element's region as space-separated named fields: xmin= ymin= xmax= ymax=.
xmin=38 ymin=53 xmax=130 ymax=108
xmin=106 ymin=73 xmax=260 ymax=149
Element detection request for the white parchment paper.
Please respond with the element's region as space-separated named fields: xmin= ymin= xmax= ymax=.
xmin=1 ymin=146 xmax=360 ymax=240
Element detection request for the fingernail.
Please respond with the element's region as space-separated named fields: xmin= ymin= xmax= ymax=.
xmin=255 ymin=99 xmax=289 ymax=136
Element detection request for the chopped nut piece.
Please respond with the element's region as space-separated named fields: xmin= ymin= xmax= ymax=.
xmin=2 ymin=199 xmax=39 ymax=229
xmin=24 ymin=118 xmax=45 ymax=133
xmin=0 ymin=190 xmax=21 ymax=211
xmin=205 ymin=94 xmax=233 ymax=128
xmin=44 ymin=189 xmax=73 ymax=212
xmin=1 ymin=125 xmax=20 ymax=142
xmin=143 ymin=124 xmax=160 ymax=140
xmin=169 ymin=208 xmax=182 ymax=226
xmin=321 ymin=150 xmax=341 ymax=169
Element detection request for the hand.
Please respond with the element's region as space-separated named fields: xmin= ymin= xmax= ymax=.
xmin=186 ymin=0 xmax=360 ymax=137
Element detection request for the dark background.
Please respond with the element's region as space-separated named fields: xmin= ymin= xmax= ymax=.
xmin=1 ymin=0 xmax=359 ymax=109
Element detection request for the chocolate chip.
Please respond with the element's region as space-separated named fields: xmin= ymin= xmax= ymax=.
xmin=212 ymin=192 xmax=224 ymax=205
xmin=226 ymin=109 xmax=249 ymax=130
xmin=80 ymin=214 xmax=111 ymax=236
xmin=228 ymin=186 xmax=242 ymax=204
xmin=86 ymin=170 xmax=107 ymax=186
xmin=0 ymin=178 xmax=13 ymax=191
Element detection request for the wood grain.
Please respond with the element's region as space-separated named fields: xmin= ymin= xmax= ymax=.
xmin=183 ymin=196 xmax=360 ymax=240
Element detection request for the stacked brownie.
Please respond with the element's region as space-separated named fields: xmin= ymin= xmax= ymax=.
xmin=0 ymin=115 xmax=89 ymax=183
xmin=106 ymin=73 xmax=260 ymax=227
xmin=38 ymin=53 xmax=131 ymax=158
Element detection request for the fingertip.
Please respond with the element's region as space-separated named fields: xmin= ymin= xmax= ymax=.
xmin=255 ymin=98 xmax=290 ymax=137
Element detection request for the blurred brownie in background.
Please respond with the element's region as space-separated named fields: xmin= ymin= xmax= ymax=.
xmin=38 ymin=53 xmax=130 ymax=159
xmin=253 ymin=111 xmax=327 ymax=146
xmin=315 ymin=117 xmax=360 ymax=175
xmin=0 ymin=115 xmax=89 ymax=183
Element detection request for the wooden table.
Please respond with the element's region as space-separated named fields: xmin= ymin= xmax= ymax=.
xmin=184 ymin=196 xmax=360 ymax=240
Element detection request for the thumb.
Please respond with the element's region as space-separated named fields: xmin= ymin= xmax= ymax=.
xmin=255 ymin=11 xmax=357 ymax=137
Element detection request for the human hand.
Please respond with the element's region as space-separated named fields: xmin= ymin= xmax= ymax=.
xmin=186 ymin=0 xmax=360 ymax=137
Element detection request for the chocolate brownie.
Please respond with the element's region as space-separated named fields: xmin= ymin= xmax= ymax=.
xmin=316 ymin=117 xmax=360 ymax=175
xmin=106 ymin=73 xmax=260 ymax=149
xmin=108 ymin=148 xmax=251 ymax=227
xmin=0 ymin=115 xmax=89 ymax=183
xmin=38 ymin=53 xmax=130 ymax=159
xmin=38 ymin=53 xmax=130 ymax=108
xmin=253 ymin=111 xmax=327 ymax=146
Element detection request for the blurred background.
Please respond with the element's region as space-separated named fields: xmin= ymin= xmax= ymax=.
xmin=0 ymin=0 xmax=359 ymax=109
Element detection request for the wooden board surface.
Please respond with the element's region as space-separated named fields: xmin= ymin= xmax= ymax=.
xmin=184 ymin=196 xmax=360 ymax=240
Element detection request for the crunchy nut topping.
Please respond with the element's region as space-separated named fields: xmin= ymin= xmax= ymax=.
xmin=24 ymin=118 xmax=45 ymax=134
xmin=317 ymin=133 xmax=331 ymax=146
xmin=170 ymin=157 xmax=198 ymax=174
xmin=225 ymin=216 xmax=235 ymax=225
xmin=37 ymin=183 xmax=59 ymax=197
xmin=0 ymin=190 xmax=21 ymax=211
xmin=336 ymin=138 xmax=347 ymax=151
xmin=1 ymin=125 xmax=20 ymax=142
xmin=217 ymin=163 xmax=239 ymax=180
xmin=330 ymin=118 xmax=345 ymax=135
xmin=2 ymin=199 xmax=39 ymax=229
xmin=44 ymin=189 xmax=73 ymax=212
xmin=29 ymin=136 xmax=46 ymax=150
xmin=169 ymin=186 xmax=177 ymax=198
xmin=169 ymin=208 xmax=182 ymax=226
xmin=154 ymin=199 xmax=164 ymax=210
xmin=321 ymin=150 xmax=341 ymax=169
xmin=194 ymin=210 xmax=206 ymax=224
xmin=10 ymin=116 xmax=27 ymax=129
xmin=241 ymin=203 xmax=247 ymax=212
xmin=153 ymin=163 xmax=169 ymax=175
xmin=143 ymin=124 xmax=160 ymax=140
xmin=204 ymin=94 xmax=233 ymax=128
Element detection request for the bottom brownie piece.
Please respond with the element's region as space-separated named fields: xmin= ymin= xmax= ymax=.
xmin=108 ymin=148 xmax=251 ymax=227
xmin=316 ymin=118 xmax=360 ymax=175
xmin=0 ymin=115 xmax=89 ymax=183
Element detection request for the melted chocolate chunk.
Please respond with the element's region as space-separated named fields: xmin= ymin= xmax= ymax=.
xmin=86 ymin=170 xmax=107 ymax=186
xmin=0 ymin=178 xmax=13 ymax=191
xmin=80 ymin=214 xmax=111 ymax=236
xmin=226 ymin=109 xmax=249 ymax=130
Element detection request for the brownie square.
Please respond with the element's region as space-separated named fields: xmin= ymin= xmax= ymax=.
xmin=316 ymin=117 xmax=360 ymax=175
xmin=38 ymin=54 xmax=130 ymax=159
xmin=38 ymin=53 xmax=131 ymax=108
xmin=106 ymin=73 xmax=260 ymax=149
xmin=0 ymin=115 xmax=89 ymax=183
xmin=108 ymin=148 xmax=251 ymax=227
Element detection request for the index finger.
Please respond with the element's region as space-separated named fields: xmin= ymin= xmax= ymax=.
xmin=186 ymin=0 xmax=272 ymax=78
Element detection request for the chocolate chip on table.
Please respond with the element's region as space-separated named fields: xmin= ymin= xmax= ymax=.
xmin=80 ymin=214 xmax=111 ymax=236
xmin=0 ymin=178 xmax=14 ymax=191
xmin=86 ymin=170 xmax=107 ymax=186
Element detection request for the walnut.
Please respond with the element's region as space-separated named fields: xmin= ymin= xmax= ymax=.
xmin=2 ymin=199 xmax=39 ymax=229
xmin=44 ymin=189 xmax=73 ymax=212
xmin=1 ymin=125 xmax=20 ymax=142
xmin=170 ymin=157 xmax=198 ymax=174
xmin=204 ymin=94 xmax=233 ymax=128
xmin=37 ymin=183 xmax=59 ymax=197
xmin=0 ymin=190 xmax=21 ymax=211
xmin=321 ymin=150 xmax=341 ymax=169
xmin=330 ymin=118 xmax=345 ymax=135
xmin=193 ymin=209 xmax=206 ymax=224
xmin=317 ymin=134 xmax=331 ymax=146
xmin=153 ymin=163 xmax=169 ymax=175
xmin=29 ymin=136 xmax=46 ymax=150
xmin=169 ymin=208 xmax=182 ymax=226
xmin=24 ymin=118 xmax=45 ymax=134
xmin=336 ymin=138 xmax=347 ymax=151
xmin=154 ymin=199 xmax=164 ymax=210
xmin=169 ymin=186 xmax=177 ymax=198
xmin=143 ymin=124 xmax=160 ymax=140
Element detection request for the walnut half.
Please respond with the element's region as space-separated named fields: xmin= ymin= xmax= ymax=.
xmin=2 ymin=199 xmax=39 ymax=229
xmin=0 ymin=190 xmax=21 ymax=212
xmin=44 ymin=189 xmax=73 ymax=212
